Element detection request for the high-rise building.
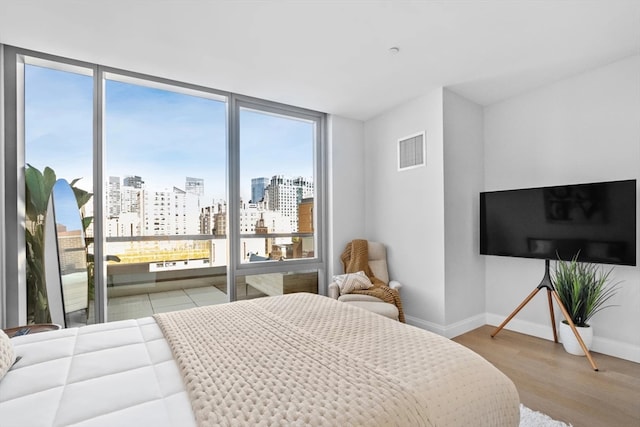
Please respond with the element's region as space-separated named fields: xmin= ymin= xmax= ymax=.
xmin=185 ymin=177 xmax=204 ymax=197
xmin=240 ymin=203 xmax=261 ymax=234
xmin=213 ymin=203 xmax=227 ymax=237
xmin=123 ymin=175 xmax=144 ymax=189
xmin=200 ymin=205 xmax=215 ymax=235
xmin=266 ymin=175 xmax=313 ymax=231
xmin=140 ymin=187 xmax=200 ymax=236
xmin=200 ymin=202 xmax=227 ymax=235
xmin=295 ymin=197 xmax=314 ymax=259
xmin=202 ymin=200 xmax=292 ymax=237
xmin=120 ymin=186 xmax=142 ymax=214
xmin=107 ymin=176 xmax=121 ymax=217
xmin=251 ymin=177 xmax=269 ymax=203
xmin=298 ymin=198 xmax=313 ymax=233
xmin=106 ymin=176 xmax=141 ymax=238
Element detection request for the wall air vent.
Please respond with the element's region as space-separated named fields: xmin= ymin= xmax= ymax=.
xmin=397 ymin=131 xmax=425 ymax=171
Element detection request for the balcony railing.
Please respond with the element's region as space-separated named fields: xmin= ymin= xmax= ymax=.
xmin=82 ymin=233 xmax=318 ymax=323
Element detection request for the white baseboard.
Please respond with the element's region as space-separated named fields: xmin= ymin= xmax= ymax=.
xmin=406 ymin=312 xmax=640 ymax=363
xmin=486 ymin=312 xmax=640 ymax=363
xmin=442 ymin=313 xmax=487 ymax=339
xmin=485 ymin=313 xmax=557 ymax=341
xmin=405 ymin=313 xmax=486 ymax=339
xmin=405 ymin=315 xmax=445 ymax=335
xmin=591 ymin=335 xmax=640 ymax=364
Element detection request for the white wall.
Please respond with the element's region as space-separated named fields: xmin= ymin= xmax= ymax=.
xmin=355 ymin=55 xmax=639 ymax=362
xmin=364 ymin=89 xmax=446 ymax=328
xmin=484 ymin=55 xmax=640 ymax=362
xmin=0 ymin=44 xmax=5 ymax=327
xmin=443 ymin=89 xmax=486 ymax=335
xmin=327 ymin=115 xmax=366 ymax=280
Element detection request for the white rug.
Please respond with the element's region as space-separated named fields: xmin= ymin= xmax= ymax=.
xmin=520 ymin=404 xmax=572 ymax=427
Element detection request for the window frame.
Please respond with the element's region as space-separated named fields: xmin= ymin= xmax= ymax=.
xmin=229 ymin=95 xmax=327 ymax=300
xmin=3 ymin=46 xmax=98 ymax=326
xmin=2 ymin=45 xmax=327 ymax=327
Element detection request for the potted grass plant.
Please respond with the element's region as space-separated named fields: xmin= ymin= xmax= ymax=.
xmin=552 ymin=254 xmax=620 ymax=356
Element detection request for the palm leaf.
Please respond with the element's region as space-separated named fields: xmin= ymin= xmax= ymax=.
xmin=72 ymin=184 xmax=93 ymax=209
xmin=25 ymin=165 xmax=47 ymax=218
xmin=82 ymin=216 xmax=94 ymax=232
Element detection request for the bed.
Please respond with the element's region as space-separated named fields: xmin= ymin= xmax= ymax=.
xmin=0 ymin=293 xmax=519 ymax=426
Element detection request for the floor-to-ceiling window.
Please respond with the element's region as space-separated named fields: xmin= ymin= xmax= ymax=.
xmin=23 ymin=60 xmax=94 ymax=324
xmin=104 ymin=73 xmax=228 ymax=321
xmin=235 ymin=101 xmax=321 ymax=299
xmin=2 ymin=46 xmax=326 ymax=326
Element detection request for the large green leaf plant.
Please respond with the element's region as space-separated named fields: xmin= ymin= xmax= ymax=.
xmin=25 ymin=165 xmax=57 ymax=323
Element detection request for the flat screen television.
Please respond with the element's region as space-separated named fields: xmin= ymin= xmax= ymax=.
xmin=480 ymin=179 xmax=637 ymax=266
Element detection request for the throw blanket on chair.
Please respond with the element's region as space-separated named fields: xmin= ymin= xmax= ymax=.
xmin=341 ymin=239 xmax=406 ymax=322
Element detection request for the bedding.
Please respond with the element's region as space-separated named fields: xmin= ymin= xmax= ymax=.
xmin=0 ymin=329 xmax=15 ymax=380
xmin=0 ymin=293 xmax=520 ymax=426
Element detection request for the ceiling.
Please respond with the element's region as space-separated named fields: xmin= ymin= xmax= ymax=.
xmin=1 ymin=1 xmax=638 ymax=121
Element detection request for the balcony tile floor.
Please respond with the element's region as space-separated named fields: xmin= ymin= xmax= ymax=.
xmin=106 ymin=286 xmax=229 ymax=321
xmin=76 ymin=283 xmax=268 ymax=327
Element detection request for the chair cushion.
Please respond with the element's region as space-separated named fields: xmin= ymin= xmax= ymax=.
xmin=368 ymin=260 xmax=389 ymax=284
xmin=338 ymin=294 xmax=384 ymax=303
xmin=343 ymin=301 xmax=399 ymax=320
xmin=367 ymin=242 xmax=389 ymax=284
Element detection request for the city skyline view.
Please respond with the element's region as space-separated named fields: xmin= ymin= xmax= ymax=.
xmin=25 ymin=63 xmax=315 ymax=206
xmin=106 ymin=170 xmax=314 ymax=206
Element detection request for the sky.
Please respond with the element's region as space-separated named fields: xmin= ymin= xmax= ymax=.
xmin=51 ymin=179 xmax=84 ymax=232
xmin=25 ymin=64 xmax=315 ymax=205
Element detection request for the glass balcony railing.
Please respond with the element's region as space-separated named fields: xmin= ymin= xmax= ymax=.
xmin=101 ymin=233 xmax=317 ymax=322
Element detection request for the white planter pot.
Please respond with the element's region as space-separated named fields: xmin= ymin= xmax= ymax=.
xmin=559 ymin=321 xmax=593 ymax=356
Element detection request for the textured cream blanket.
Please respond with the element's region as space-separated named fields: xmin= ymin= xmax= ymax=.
xmin=154 ymin=293 xmax=519 ymax=427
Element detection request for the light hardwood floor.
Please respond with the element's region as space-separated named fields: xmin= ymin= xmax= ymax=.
xmin=452 ymin=325 xmax=640 ymax=427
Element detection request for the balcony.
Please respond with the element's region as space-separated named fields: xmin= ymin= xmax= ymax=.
xmin=83 ymin=233 xmax=317 ymax=323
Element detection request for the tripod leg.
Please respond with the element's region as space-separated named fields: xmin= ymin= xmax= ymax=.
xmin=550 ymin=290 xmax=599 ymax=371
xmin=547 ymin=289 xmax=558 ymax=343
xmin=491 ymin=287 xmax=541 ymax=338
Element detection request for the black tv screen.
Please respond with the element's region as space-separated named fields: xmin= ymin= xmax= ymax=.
xmin=480 ymin=179 xmax=637 ymax=266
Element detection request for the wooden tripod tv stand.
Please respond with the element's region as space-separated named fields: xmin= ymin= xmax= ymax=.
xmin=490 ymin=259 xmax=599 ymax=371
